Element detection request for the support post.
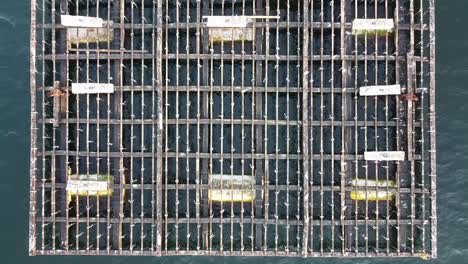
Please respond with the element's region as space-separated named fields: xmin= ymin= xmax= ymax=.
xmin=201 ymin=0 xmax=210 ymax=250
xmin=56 ymin=0 xmax=69 ymax=249
xmin=341 ymin=0 xmax=354 ymax=253
xmin=395 ymin=0 xmax=410 ymax=254
xmin=254 ymin=0 xmax=264 ymax=251
xmin=111 ymin=0 xmax=125 ymax=251
xmin=302 ymin=0 xmax=310 ymax=257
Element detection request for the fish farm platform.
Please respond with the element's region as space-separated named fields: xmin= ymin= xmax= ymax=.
xmin=28 ymin=0 xmax=437 ymax=258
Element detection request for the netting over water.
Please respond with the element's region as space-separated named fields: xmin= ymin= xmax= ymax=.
xmin=29 ymin=0 xmax=437 ymax=258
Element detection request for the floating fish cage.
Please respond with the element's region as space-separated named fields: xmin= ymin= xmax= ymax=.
xmin=29 ymin=0 xmax=437 ymax=258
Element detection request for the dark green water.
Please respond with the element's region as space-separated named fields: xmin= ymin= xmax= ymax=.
xmin=0 ymin=0 xmax=466 ymax=263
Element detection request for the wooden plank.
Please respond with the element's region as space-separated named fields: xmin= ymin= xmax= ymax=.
xmin=364 ymin=151 xmax=405 ymax=161
xmin=359 ymin=85 xmax=401 ymax=96
xmin=61 ymin=15 xmax=104 ymax=28
xmin=352 ymin=19 xmax=394 ymax=35
xmin=71 ymin=83 xmax=114 ymax=94
xmin=205 ymin=16 xmax=251 ymax=28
